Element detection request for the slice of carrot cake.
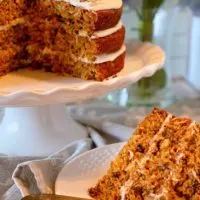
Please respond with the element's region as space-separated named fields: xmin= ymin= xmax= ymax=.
xmin=89 ymin=108 xmax=200 ymax=199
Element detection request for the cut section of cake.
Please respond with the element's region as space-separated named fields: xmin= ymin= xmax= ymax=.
xmin=89 ymin=108 xmax=200 ymax=199
xmin=0 ymin=0 xmax=126 ymax=81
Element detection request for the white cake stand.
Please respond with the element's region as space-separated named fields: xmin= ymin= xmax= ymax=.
xmin=0 ymin=42 xmax=165 ymax=156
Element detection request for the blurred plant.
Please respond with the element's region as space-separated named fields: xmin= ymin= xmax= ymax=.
xmin=131 ymin=0 xmax=167 ymax=98
xmin=135 ymin=0 xmax=164 ymax=41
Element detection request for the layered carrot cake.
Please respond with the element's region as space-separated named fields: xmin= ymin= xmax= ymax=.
xmin=89 ymin=108 xmax=200 ymax=199
xmin=0 ymin=0 xmax=125 ymax=81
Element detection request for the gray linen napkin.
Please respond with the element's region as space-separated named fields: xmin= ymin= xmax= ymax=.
xmin=68 ymin=100 xmax=134 ymax=142
xmin=0 ymin=154 xmax=42 ymax=198
xmin=1 ymin=139 xmax=92 ymax=200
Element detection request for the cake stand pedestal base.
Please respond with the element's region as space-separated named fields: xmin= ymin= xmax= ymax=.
xmin=0 ymin=104 xmax=88 ymax=156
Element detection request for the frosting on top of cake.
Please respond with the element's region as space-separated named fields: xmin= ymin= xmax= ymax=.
xmin=60 ymin=0 xmax=122 ymax=11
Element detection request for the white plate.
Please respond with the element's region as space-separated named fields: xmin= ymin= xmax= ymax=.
xmin=0 ymin=42 xmax=165 ymax=106
xmin=55 ymin=143 xmax=124 ymax=199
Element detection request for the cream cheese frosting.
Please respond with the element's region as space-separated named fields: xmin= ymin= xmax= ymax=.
xmin=58 ymin=0 xmax=122 ymax=11
xmin=80 ymin=44 xmax=126 ymax=64
xmin=120 ymin=180 xmax=133 ymax=200
xmin=91 ymin=21 xmax=122 ymax=39
xmin=79 ymin=20 xmax=123 ymax=39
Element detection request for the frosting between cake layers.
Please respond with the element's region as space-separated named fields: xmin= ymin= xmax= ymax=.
xmin=58 ymin=0 xmax=122 ymax=11
xmin=80 ymin=44 xmax=126 ymax=64
xmin=91 ymin=21 xmax=122 ymax=39
xmin=79 ymin=20 xmax=122 ymax=38
xmin=1 ymin=18 xmax=123 ymax=40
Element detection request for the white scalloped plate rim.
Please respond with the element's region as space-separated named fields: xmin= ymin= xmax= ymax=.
xmin=0 ymin=63 xmax=163 ymax=97
xmin=0 ymin=42 xmax=165 ymax=105
xmin=55 ymin=142 xmax=125 ymax=198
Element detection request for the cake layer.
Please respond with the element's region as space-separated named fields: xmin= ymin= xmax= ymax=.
xmin=24 ymin=0 xmax=122 ymax=31
xmin=94 ymin=51 xmax=125 ymax=80
xmin=0 ymin=0 xmax=123 ymax=32
xmin=0 ymin=22 xmax=28 ymax=46
xmin=95 ymin=26 xmax=125 ymax=55
xmin=95 ymin=7 xmax=123 ymax=30
xmin=57 ymin=0 xmax=123 ymax=30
